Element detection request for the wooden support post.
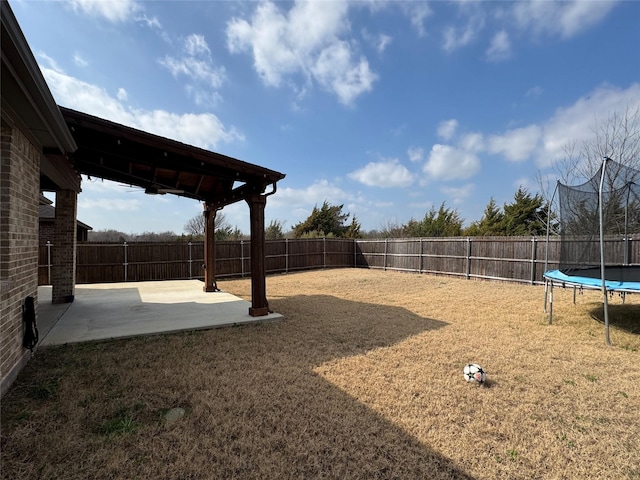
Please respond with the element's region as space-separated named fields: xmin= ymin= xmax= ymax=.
xmin=203 ymin=202 xmax=218 ymax=292
xmin=247 ymin=193 xmax=269 ymax=316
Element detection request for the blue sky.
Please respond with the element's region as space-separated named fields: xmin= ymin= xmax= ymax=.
xmin=13 ymin=0 xmax=640 ymax=235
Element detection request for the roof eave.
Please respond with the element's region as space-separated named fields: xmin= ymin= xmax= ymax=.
xmin=1 ymin=1 xmax=77 ymax=154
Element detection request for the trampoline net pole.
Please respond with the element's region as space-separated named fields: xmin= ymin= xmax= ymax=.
xmin=598 ymin=158 xmax=611 ymax=346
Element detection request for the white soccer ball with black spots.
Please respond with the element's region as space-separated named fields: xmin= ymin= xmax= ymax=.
xmin=463 ymin=363 xmax=486 ymax=384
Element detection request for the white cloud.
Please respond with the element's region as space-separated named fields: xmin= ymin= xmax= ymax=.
xmin=442 ymin=12 xmax=485 ymax=53
xmin=511 ymin=0 xmax=619 ymax=39
xmin=116 ymin=88 xmax=128 ymax=101
xmin=184 ymin=34 xmax=211 ymax=57
xmin=268 ymin=179 xmax=352 ymax=211
xmin=311 ymin=41 xmax=377 ymax=106
xmin=348 ymin=159 xmax=414 ymax=188
xmin=377 ymin=34 xmax=392 ymax=53
xmin=79 ymin=197 xmax=141 ymax=211
xmin=422 ymin=1 xmax=619 ymax=58
xmin=41 ymin=66 xmax=243 ymax=150
xmin=459 ymin=132 xmax=484 ymax=153
xmin=67 ymin=0 xmax=140 ymax=22
xmin=73 ymin=52 xmax=88 ymax=67
xmin=424 ymin=144 xmax=481 ymax=180
xmin=362 ymin=29 xmax=392 ymax=54
xmin=226 ymin=0 xmax=376 ymax=106
xmin=429 ymin=84 xmax=639 ymax=170
xmin=407 ymin=146 xmax=423 ymax=163
xmin=437 ymin=119 xmax=458 ymax=140
xmin=441 ymin=183 xmax=475 ymax=205
xmin=37 ymin=52 xmax=63 ymax=72
xmin=160 ymin=56 xmax=225 ymax=89
xmin=136 ymin=14 xmax=161 ymax=29
xmin=486 ymin=30 xmax=511 ymax=62
xmin=488 ymin=125 xmax=541 ymax=162
xmin=159 ymin=34 xmax=225 ymax=107
xmin=536 ymin=83 xmax=640 ymax=167
xmin=403 ymin=2 xmax=432 ymax=37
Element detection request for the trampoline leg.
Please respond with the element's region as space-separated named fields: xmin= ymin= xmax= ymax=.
xmin=573 ymin=286 xmax=576 ymax=304
xmin=603 ymin=288 xmax=611 ymax=346
xmin=548 ymin=282 xmax=554 ymax=325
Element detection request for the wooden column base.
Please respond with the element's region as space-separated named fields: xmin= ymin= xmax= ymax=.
xmin=249 ymin=306 xmax=269 ymax=317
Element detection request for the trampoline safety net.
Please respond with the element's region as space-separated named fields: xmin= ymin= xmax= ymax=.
xmin=557 ymin=159 xmax=640 ymax=281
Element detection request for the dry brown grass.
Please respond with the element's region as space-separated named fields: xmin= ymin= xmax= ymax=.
xmin=2 ymin=269 xmax=639 ymax=479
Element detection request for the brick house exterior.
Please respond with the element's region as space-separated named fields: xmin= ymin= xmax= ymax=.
xmin=0 ymin=126 xmax=41 ymax=392
xmin=1 ymin=1 xmax=79 ymax=396
xmin=1 ymin=0 xmax=283 ymax=396
xmin=39 ymin=197 xmax=92 ymax=244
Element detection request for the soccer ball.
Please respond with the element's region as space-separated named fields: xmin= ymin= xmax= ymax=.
xmin=463 ymin=363 xmax=486 ymax=384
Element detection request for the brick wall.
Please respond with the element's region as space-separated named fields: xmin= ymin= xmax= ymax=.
xmin=1 ymin=125 xmax=41 ymax=395
xmin=39 ymin=222 xmax=55 ymax=245
xmin=52 ymin=189 xmax=77 ymax=303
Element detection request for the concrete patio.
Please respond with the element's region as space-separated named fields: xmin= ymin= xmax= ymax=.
xmin=37 ymin=280 xmax=283 ymax=346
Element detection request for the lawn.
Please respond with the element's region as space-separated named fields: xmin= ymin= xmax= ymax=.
xmin=2 ymin=269 xmax=639 ymax=479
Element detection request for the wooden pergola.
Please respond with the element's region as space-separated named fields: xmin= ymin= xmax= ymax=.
xmin=60 ymin=107 xmax=285 ymax=316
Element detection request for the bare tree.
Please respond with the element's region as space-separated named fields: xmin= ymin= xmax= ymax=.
xmin=184 ymin=214 xmax=205 ymax=236
xmin=542 ymin=106 xmax=639 ymax=190
xmin=538 ymin=106 xmax=640 ymax=236
xmin=183 ymin=211 xmax=232 ymax=239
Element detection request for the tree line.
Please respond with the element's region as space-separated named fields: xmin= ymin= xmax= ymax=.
xmin=289 ymin=187 xmax=550 ymax=240
xmin=87 ymin=108 xmax=637 ymax=243
xmin=86 ymin=188 xmax=549 ymax=242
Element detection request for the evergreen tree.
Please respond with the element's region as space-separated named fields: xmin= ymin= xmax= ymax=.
xmin=265 ymin=219 xmax=286 ymax=240
xmin=501 ymin=187 xmax=547 ymax=236
xmin=293 ymin=201 xmax=355 ymax=238
xmin=344 ymin=215 xmax=362 ymax=239
xmin=465 ymin=198 xmax=505 ymax=236
xmin=402 ymin=203 xmax=463 ymax=237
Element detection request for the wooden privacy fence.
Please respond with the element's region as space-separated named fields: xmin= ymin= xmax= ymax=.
xmin=38 ymin=238 xmax=356 ymax=285
xmin=38 ymin=236 xmax=639 ymax=286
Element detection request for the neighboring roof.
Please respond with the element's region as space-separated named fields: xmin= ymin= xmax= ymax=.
xmin=61 ymin=107 xmax=286 ymax=208
xmin=38 ymin=204 xmax=93 ymax=231
xmin=1 ymin=1 xmax=80 ymax=192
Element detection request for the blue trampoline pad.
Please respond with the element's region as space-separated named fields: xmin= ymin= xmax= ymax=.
xmin=544 ymin=269 xmax=640 ymax=293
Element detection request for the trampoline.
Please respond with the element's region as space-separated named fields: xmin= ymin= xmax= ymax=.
xmin=545 ymin=267 xmax=640 ymax=293
xmin=543 ymin=158 xmax=640 ymax=345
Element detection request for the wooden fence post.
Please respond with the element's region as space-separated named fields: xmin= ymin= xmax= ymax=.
xmin=123 ymin=241 xmax=128 ymax=282
xmin=324 ymin=237 xmax=328 ymax=269
xmin=384 ymin=239 xmax=388 ymax=271
xmin=240 ymin=240 xmax=245 ymax=277
xmin=353 ymin=239 xmax=356 ymax=267
xmin=530 ymin=236 xmax=537 ymax=285
xmin=285 ymin=238 xmax=289 ymax=273
xmin=465 ymin=238 xmax=471 ymax=279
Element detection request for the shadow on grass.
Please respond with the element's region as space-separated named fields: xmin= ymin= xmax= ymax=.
xmin=2 ymin=294 xmax=475 ymax=479
xmin=588 ymin=303 xmax=640 ymax=335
